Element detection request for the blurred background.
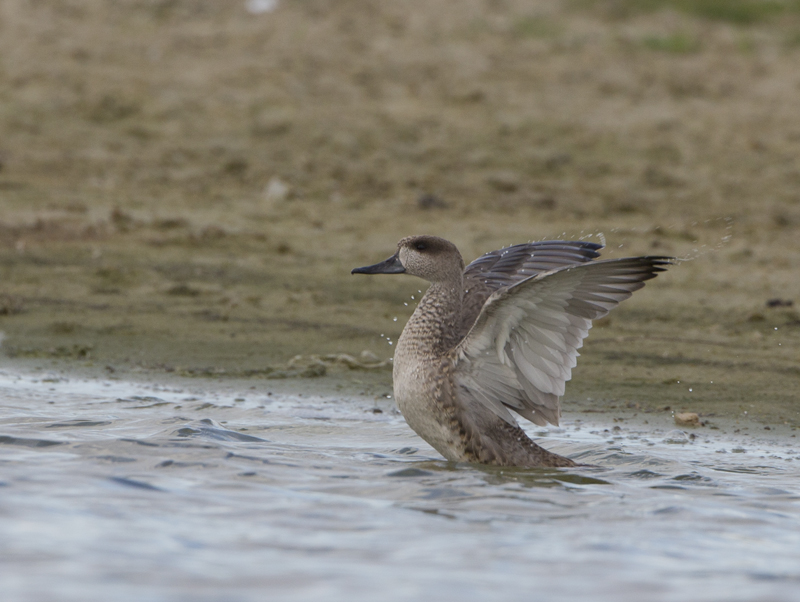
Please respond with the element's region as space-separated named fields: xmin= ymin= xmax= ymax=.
xmin=1 ymin=0 xmax=799 ymax=421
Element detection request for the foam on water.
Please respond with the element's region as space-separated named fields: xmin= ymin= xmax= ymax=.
xmin=1 ymin=370 xmax=799 ymax=602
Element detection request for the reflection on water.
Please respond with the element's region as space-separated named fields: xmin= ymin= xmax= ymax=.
xmin=1 ymin=370 xmax=799 ymax=602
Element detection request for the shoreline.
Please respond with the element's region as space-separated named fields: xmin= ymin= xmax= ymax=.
xmin=3 ymin=360 xmax=796 ymax=451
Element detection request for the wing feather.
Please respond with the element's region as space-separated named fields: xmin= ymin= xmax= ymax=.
xmin=453 ymin=256 xmax=671 ymax=426
xmin=458 ymin=240 xmax=604 ymax=341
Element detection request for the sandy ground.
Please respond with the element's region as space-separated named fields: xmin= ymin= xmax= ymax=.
xmin=1 ymin=0 xmax=799 ymax=425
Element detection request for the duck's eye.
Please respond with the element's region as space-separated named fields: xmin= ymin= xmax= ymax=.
xmin=415 ymin=242 xmax=427 ymax=251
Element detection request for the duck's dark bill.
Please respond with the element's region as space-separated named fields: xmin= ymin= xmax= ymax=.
xmin=351 ymin=253 xmax=406 ymax=275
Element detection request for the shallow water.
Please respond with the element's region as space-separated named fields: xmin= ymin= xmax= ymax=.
xmin=1 ymin=370 xmax=799 ymax=602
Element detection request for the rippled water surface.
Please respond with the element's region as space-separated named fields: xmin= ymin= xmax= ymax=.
xmin=2 ymin=370 xmax=799 ymax=602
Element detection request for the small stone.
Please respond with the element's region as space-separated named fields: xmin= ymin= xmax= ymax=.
xmin=300 ymin=361 xmax=327 ymax=378
xmin=417 ymin=193 xmax=448 ymax=210
xmin=674 ymin=412 xmax=700 ymax=427
xmin=486 ymin=170 xmax=520 ymax=192
xmin=766 ymin=298 xmax=793 ymax=308
xmin=246 ymin=0 xmax=279 ymax=14
xmin=264 ymin=177 xmax=290 ymax=203
xmin=223 ymin=158 xmax=248 ymax=176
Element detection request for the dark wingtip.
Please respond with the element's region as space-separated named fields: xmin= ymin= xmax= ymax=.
xmin=647 ymin=256 xmax=677 ymax=272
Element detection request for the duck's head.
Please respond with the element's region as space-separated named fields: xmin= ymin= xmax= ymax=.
xmin=352 ymin=235 xmax=464 ymax=283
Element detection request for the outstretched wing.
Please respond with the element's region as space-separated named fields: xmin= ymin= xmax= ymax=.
xmin=459 ymin=240 xmax=603 ymax=339
xmin=453 ymin=257 xmax=672 ymax=427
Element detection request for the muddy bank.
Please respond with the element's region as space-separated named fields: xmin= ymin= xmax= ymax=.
xmin=1 ymin=1 xmax=799 ymax=425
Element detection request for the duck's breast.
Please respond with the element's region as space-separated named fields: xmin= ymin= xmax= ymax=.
xmin=392 ymin=349 xmax=465 ymax=461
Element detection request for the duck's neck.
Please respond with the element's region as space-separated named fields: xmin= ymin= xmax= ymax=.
xmin=399 ymin=279 xmax=464 ymax=357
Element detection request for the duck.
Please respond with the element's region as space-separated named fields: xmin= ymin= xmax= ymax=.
xmin=352 ymin=235 xmax=672 ymax=468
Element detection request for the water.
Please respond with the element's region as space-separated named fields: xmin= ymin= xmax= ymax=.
xmin=1 ymin=370 xmax=799 ymax=602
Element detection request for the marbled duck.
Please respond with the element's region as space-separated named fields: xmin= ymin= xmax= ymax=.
xmin=353 ymin=236 xmax=671 ymax=468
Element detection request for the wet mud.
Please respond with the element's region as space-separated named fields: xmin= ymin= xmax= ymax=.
xmin=1 ymin=1 xmax=799 ymax=426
